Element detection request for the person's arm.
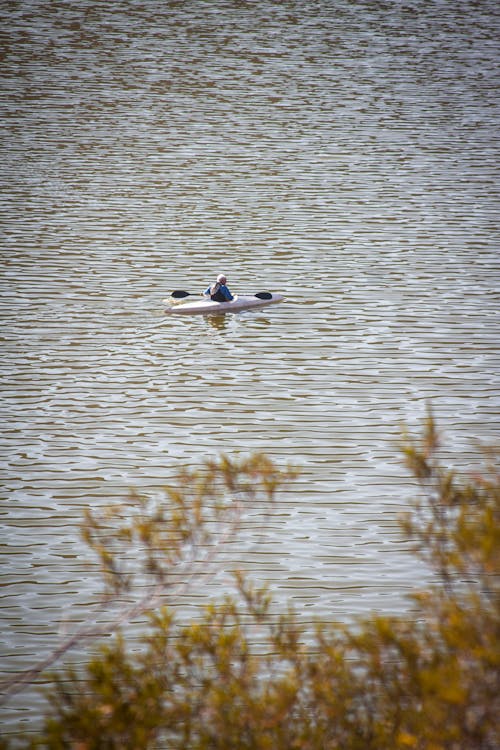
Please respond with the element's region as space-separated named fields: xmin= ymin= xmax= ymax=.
xmin=222 ymin=285 xmax=234 ymax=301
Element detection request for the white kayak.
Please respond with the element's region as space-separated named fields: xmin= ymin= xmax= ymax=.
xmin=163 ymin=293 xmax=284 ymax=316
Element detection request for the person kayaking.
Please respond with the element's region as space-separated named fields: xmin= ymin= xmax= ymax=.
xmin=204 ymin=274 xmax=234 ymax=302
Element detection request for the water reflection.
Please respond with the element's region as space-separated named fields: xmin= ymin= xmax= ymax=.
xmin=205 ymin=314 xmax=231 ymax=331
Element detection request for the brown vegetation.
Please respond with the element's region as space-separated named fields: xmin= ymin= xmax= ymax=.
xmin=2 ymin=418 xmax=499 ymax=749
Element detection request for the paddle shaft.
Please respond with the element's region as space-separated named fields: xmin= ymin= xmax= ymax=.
xmin=170 ymin=290 xmax=272 ymax=300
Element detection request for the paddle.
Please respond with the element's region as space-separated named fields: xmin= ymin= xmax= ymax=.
xmin=170 ymin=290 xmax=272 ymax=300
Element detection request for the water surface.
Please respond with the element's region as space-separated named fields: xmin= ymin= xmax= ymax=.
xmin=1 ymin=0 xmax=499 ymax=734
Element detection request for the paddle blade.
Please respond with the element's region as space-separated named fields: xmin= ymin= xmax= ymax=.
xmin=171 ymin=290 xmax=191 ymax=299
xmin=254 ymin=292 xmax=272 ymax=300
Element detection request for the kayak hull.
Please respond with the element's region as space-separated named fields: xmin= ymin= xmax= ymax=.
xmin=163 ymin=294 xmax=284 ymax=316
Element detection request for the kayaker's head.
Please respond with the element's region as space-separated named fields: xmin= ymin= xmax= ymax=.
xmin=217 ymin=274 xmax=227 ymax=284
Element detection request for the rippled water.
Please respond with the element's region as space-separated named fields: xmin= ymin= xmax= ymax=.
xmin=1 ymin=0 xmax=499 ymax=734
